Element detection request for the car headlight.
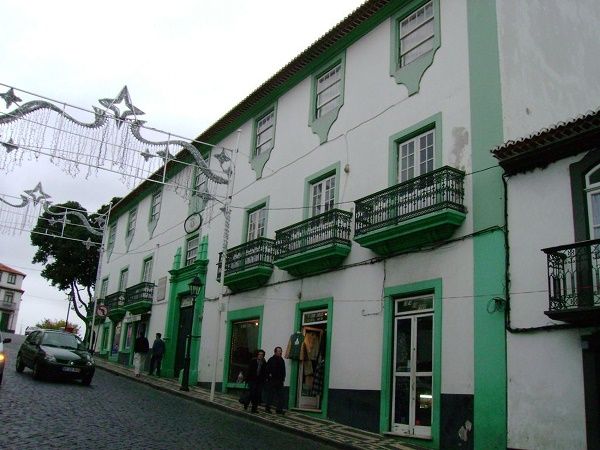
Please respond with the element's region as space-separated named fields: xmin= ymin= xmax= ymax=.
xmin=0 ymin=353 xmax=5 ymax=362
xmin=44 ymin=354 xmax=56 ymax=363
xmin=86 ymin=357 xmax=95 ymax=366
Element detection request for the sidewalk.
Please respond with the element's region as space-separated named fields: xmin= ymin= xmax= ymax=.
xmin=95 ymin=359 xmax=424 ymax=450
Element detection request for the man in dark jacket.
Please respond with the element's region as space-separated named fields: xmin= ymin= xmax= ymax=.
xmin=133 ymin=331 xmax=150 ymax=378
xmin=265 ymin=346 xmax=286 ymax=414
xmin=244 ymin=349 xmax=267 ymax=413
xmin=149 ymin=333 xmax=166 ymax=376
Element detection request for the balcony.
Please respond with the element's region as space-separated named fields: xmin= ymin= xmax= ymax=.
xmin=274 ymin=209 xmax=352 ymax=277
xmin=0 ymin=301 xmax=16 ymax=311
xmin=104 ymin=291 xmax=126 ymax=322
xmin=124 ymin=282 xmax=155 ymax=315
xmin=220 ymin=238 xmax=276 ymax=293
xmin=354 ymin=166 xmax=467 ymax=256
xmin=544 ymin=239 xmax=600 ymax=325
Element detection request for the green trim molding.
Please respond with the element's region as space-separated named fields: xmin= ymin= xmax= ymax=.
xmin=288 ymin=297 xmax=333 ymax=419
xmin=249 ymin=103 xmax=278 ymax=179
xmin=388 ymin=112 xmax=442 ymax=187
xmin=380 ymin=278 xmax=442 ymax=448
xmin=467 ymin=0 xmax=507 ymax=448
xmin=389 ymin=0 xmax=441 ymax=96
xmin=241 ymin=196 xmax=270 ymax=243
xmin=303 ymin=162 xmax=341 ymax=220
xmin=222 ymin=305 xmax=264 ymax=392
xmin=309 ymin=52 xmax=346 ymax=145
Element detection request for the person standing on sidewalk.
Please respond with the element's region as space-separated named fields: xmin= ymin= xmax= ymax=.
xmin=133 ymin=330 xmax=149 ymax=377
xmin=149 ymin=333 xmax=165 ymax=376
xmin=265 ymin=346 xmax=286 ymax=414
xmin=244 ymin=349 xmax=267 ymax=413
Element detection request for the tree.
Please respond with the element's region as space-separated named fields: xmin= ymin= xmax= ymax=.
xmin=30 ymin=197 xmax=121 ymax=344
xmin=35 ymin=318 xmax=81 ymax=336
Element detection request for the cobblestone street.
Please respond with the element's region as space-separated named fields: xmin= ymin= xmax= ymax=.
xmin=0 ymin=333 xmax=337 ymax=450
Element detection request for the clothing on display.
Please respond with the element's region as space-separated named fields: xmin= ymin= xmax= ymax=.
xmin=285 ymin=332 xmax=304 ymax=360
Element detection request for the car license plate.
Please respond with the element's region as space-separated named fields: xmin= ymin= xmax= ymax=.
xmin=63 ymin=367 xmax=80 ymax=373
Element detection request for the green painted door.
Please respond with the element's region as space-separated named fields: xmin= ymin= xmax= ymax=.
xmin=0 ymin=312 xmax=9 ymax=331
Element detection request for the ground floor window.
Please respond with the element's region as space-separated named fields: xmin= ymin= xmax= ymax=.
xmin=228 ymin=318 xmax=260 ymax=383
xmin=112 ymin=321 xmax=122 ymax=355
xmin=392 ymin=295 xmax=433 ymax=438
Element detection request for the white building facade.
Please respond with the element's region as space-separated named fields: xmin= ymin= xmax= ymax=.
xmin=0 ymin=263 xmax=25 ymax=333
xmin=92 ymin=1 xmax=600 ymax=449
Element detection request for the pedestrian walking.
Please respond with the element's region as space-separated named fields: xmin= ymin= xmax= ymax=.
xmin=133 ymin=330 xmax=149 ymax=377
xmin=265 ymin=346 xmax=286 ymax=414
xmin=243 ymin=349 xmax=267 ymax=413
xmin=149 ymin=333 xmax=165 ymax=376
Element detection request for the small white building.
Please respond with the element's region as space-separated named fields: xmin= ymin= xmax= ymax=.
xmin=0 ymin=263 xmax=25 ymax=333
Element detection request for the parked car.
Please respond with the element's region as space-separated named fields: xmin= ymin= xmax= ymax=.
xmin=24 ymin=326 xmax=41 ymax=336
xmin=0 ymin=331 xmax=12 ymax=385
xmin=16 ymin=329 xmax=95 ymax=385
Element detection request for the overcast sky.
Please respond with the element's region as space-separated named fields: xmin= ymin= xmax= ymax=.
xmin=0 ymin=0 xmax=365 ymax=334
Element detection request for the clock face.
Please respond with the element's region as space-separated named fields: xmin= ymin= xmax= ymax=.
xmin=184 ymin=213 xmax=202 ymax=234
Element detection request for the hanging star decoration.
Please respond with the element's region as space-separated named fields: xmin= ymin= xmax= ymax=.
xmin=0 ymin=88 xmax=22 ymax=109
xmin=83 ymin=238 xmax=94 ymax=250
xmin=213 ymin=148 xmax=231 ymax=165
xmin=24 ymin=182 xmax=51 ymax=206
xmin=140 ymin=149 xmax=154 ymax=162
xmin=99 ymin=86 xmax=144 ymax=128
xmin=1 ymin=138 xmax=18 ymax=153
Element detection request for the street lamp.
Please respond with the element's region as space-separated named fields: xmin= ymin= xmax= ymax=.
xmin=180 ymin=276 xmax=203 ymax=391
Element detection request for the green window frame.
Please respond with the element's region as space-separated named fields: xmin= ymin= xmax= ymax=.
xmin=388 ymin=113 xmax=442 ymax=187
xmin=99 ymin=277 xmax=109 ymax=299
xmin=309 ymin=53 xmax=346 ymax=144
xmin=242 ymin=197 xmax=270 ymax=243
xmin=189 ymin=151 xmax=211 ymax=214
xmin=184 ymin=235 xmax=200 ymax=267
xmin=118 ymin=267 xmax=129 ymax=292
xmin=107 ymin=223 xmax=117 ymax=258
xmin=125 ymin=207 xmax=137 ymax=251
xmin=148 ymin=189 xmax=162 ymax=237
xmin=6 ymin=273 xmax=16 ymax=284
xmin=141 ymin=256 xmax=153 ymax=283
xmin=250 ymin=104 xmax=277 ymax=179
xmin=303 ymin=162 xmax=341 ymax=220
xmin=222 ymin=305 xmax=264 ymax=391
xmin=380 ymin=278 xmax=442 ymax=447
xmin=101 ymin=323 xmax=110 ymax=352
xmin=389 ymin=0 xmax=441 ymax=96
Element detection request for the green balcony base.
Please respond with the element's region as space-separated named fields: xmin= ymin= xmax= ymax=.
xmin=275 ymin=243 xmax=351 ymax=277
xmin=354 ymin=209 xmax=466 ymax=256
xmin=545 ymin=306 xmax=600 ymax=326
xmin=124 ymin=300 xmax=153 ymax=315
xmin=224 ymin=265 xmax=274 ymax=293
xmin=107 ymin=308 xmax=126 ymax=323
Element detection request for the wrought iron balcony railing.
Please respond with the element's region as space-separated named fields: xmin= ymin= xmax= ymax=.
xmin=223 ymin=237 xmax=276 ymax=275
xmin=544 ymin=239 xmax=600 ymax=311
xmin=354 ymin=166 xmax=466 ymax=236
xmin=125 ymin=282 xmax=155 ymax=304
xmin=104 ymin=291 xmax=126 ymax=310
xmin=275 ymin=209 xmax=352 ymax=259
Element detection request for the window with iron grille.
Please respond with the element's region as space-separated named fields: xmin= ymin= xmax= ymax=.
xmin=185 ymin=236 xmax=199 ymax=266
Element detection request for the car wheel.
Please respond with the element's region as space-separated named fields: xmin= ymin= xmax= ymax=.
xmin=81 ymin=375 xmax=93 ymax=386
xmin=32 ymin=361 xmax=43 ymax=380
xmin=16 ymin=354 xmax=25 ymax=373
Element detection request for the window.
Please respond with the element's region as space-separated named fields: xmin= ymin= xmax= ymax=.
xmin=309 ymin=54 xmax=346 ymax=144
xmin=185 ymin=236 xmax=199 ymax=266
xmin=310 ymin=174 xmax=336 ymax=217
xmin=107 ymin=224 xmax=116 ymax=251
xmin=254 ymin=110 xmax=275 ymax=157
xmin=586 ymin=166 xmax=600 ymax=239
xmin=392 ymin=295 xmax=433 ymax=438
xmin=112 ymin=321 xmax=122 ymax=355
xmin=227 ymin=318 xmax=260 ymax=383
xmin=399 ymin=1 xmax=434 ymax=67
xmin=398 ymin=129 xmax=435 ymax=183
xmin=316 ymin=64 xmax=342 ymax=119
xmin=247 ymin=207 xmax=267 ymax=242
xmin=193 ymin=154 xmax=210 ymax=197
xmin=118 ymin=268 xmax=129 ymax=292
xmin=142 ymin=257 xmax=153 ymax=283
xmin=149 ymin=190 xmax=162 ymax=223
xmin=124 ymin=323 xmax=133 ymax=349
xmin=7 ymin=273 xmax=16 ymax=284
xmin=126 ymin=208 xmax=137 ymax=237
xmin=100 ymin=278 xmax=109 ymax=299
xmin=4 ymin=291 xmax=14 ymax=304
xmin=390 ymin=0 xmax=440 ymax=95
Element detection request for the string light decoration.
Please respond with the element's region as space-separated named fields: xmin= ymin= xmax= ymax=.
xmin=0 ymin=85 xmax=230 ymax=196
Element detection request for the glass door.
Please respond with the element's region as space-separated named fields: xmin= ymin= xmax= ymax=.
xmin=297 ymin=309 xmax=327 ymax=410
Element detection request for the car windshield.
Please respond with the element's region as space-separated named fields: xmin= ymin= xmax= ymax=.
xmin=41 ymin=332 xmax=83 ymax=350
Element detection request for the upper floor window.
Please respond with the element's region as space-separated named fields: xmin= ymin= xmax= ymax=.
xmin=398 ymin=129 xmax=435 ymax=183
xmin=149 ymin=191 xmax=162 ymax=223
xmin=399 ymin=1 xmax=434 ymax=67
xmin=126 ymin=209 xmax=137 ymax=237
xmin=185 ymin=236 xmax=199 ymax=267
xmin=316 ymin=64 xmax=342 ymax=119
xmin=247 ymin=207 xmax=267 ymax=242
xmin=255 ymin=110 xmax=275 ymax=157
xmin=100 ymin=277 xmax=109 ymax=299
xmin=107 ymin=224 xmax=116 ymax=251
xmin=4 ymin=291 xmax=14 ymax=304
xmin=193 ymin=154 xmax=210 ymax=197
xmin=310 ymin=174 xmax=336 ymax=217
xmin=118 ymin=268 xmax=129 ymax=291
xmin=7 ymin=273 xmax=16 ymax=284
xmin=142 ymin=257 xmax=153 ymax=283
xmin=586 ymin=165 xmax=600 ymax=239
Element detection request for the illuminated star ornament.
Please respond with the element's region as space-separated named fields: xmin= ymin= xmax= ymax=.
xmin=99 ymin=86 xmax=145 ymax=128
xmin=0 ymin=88 xmax=22 ymax=109
xmin=24 ymin=182 xmax=51 ymax=206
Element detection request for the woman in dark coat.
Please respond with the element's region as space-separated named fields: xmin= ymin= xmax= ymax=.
xmin=244 ymin=349 xmax=267 ymax=413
